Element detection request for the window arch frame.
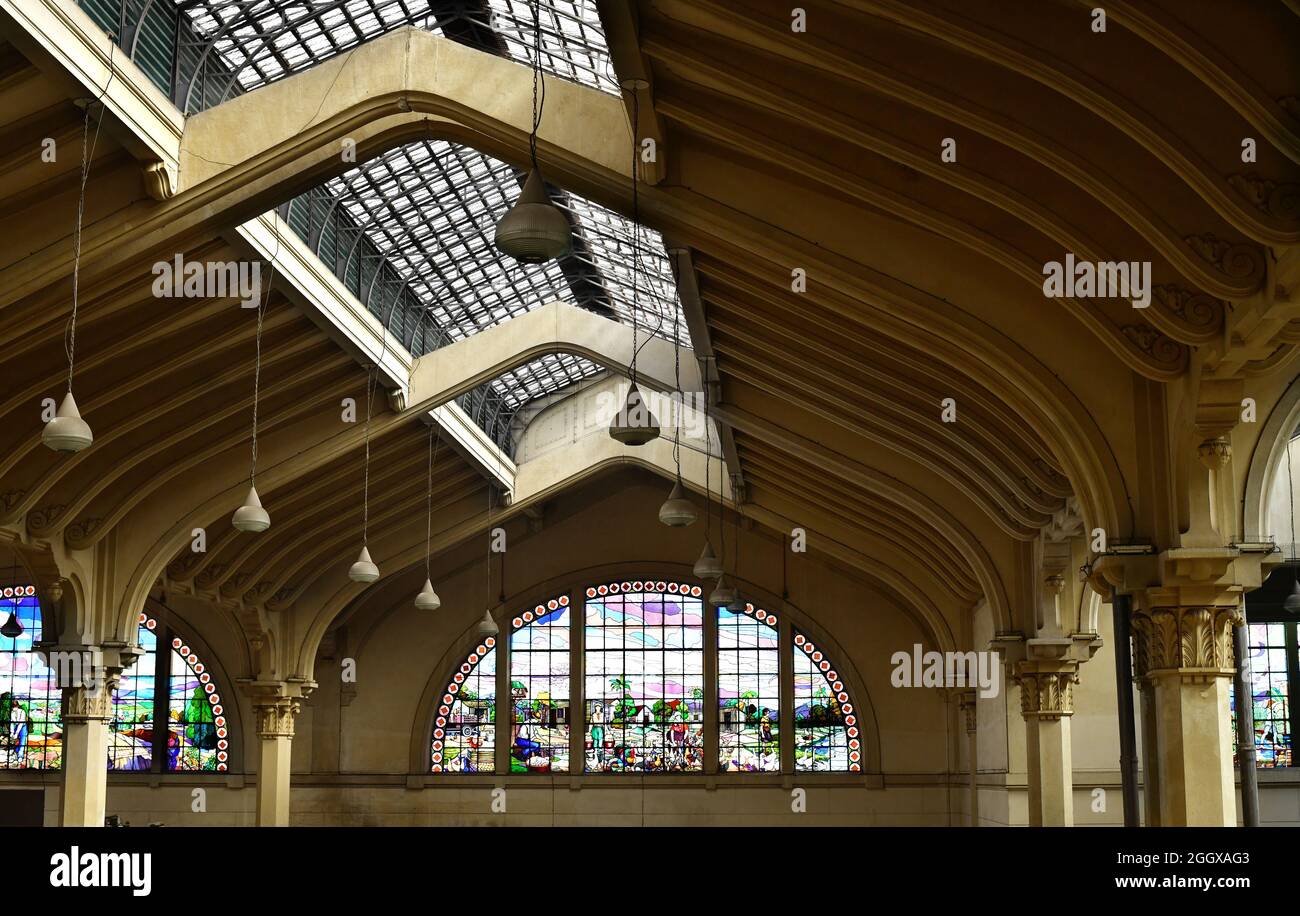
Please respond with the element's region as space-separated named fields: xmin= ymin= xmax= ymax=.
xmin=0 ymin=591 xmax=240 ymax=776
xmin=420 ymin=568 xmax=875 ymax=780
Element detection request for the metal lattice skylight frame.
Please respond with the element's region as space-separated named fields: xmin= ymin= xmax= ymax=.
xmin=169 ymin=0 xmax=619 ymax=112
xmin=81 ymin=0 xmax=687 ymax=455
xmin=324 ymin=137 xmax=685 ymax=448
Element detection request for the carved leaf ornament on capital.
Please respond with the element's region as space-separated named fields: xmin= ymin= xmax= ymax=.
xmin=1130 ymin=605 xmax=1241 ymax=681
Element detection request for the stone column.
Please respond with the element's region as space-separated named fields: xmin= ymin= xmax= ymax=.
xmin=958 ymin=690 xmax=979 ymax=826
xmin=253 ymin=697 xmax=301 ymax=827
xmin=1130 ymin=597 xmax=1240 ymax=826
xmin=59 ymin=674 xmax=119 ymax=826
xmin=1014 ymin=661 xmax=1079 ymax=826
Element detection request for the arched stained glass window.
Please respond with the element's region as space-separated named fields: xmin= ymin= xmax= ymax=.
xmin=430 ymin=578 xmax=864 ymax=776
xmin=793 ymin=631 xmax=861 ymax=772
xmin=0 ymin=587 xmax=58 ymax=769
xmin=510 ymin=596 xmax=571 ymax=773
xmin=431 ymin=637 xmax=497 ymax=773
xmin=584 ymin=580 xmax=705 ymax=773
xmin=718 ymin=602 xmax=780 ymax=772
xmin=0 ymin=594 xmax=229 ymax=771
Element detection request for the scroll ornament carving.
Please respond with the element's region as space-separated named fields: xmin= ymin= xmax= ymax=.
xmin=1183 ymin=232 xmax=1265 ymax=285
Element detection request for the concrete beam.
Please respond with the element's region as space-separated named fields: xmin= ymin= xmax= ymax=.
xmin=408 ymin=299 xmax=701 ymax=411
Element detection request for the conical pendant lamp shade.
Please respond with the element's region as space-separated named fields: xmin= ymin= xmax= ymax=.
xmin=1285 ymin=570 xmax=1300 ymax=615
xmin=348 ymin=545 xmax=380 ymax=584
xmin=1 ymin=611 xmax=22 ymax=639
xmin=478 ymin=609 xmax=499 ymax=637
xmin=659 ymin=480 xmax=698 ymax=527
xmin=709 ymin=575 xmax=739 ymax=608
xmin=42 ymin=391 xmax=92 ymax=453
xmin=609 ymin=383 xmax=659 ymax=446
xmin=494 ymin=168 xmax=572 ymax=263
xmin=415 ymin=578 xmax=441 ymax=611
xmin=231 ymin=486 xmax=270 ymax=532
xmin=693 ymin=541 xmax=723 ymax=580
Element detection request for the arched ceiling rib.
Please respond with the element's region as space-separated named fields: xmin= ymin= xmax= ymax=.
xmin=7 ymin=1 xmax=1297 ymax=663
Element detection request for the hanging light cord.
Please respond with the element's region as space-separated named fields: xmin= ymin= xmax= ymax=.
xmin=249 ymin=217 xmax=281 ymax=486
xmin=529 ymin=0 xmax=545 ymax=171
xmin=425 ymin=425 xmax=441 ymax=579
xmin=1288 ymin=437 xmax=1296 ymax=561
xmin=66 ymin=38 xmax=116 ymax=395
xmin=485 ymin=483 xmax=493 ymax=608
xmin=358 ymin=281 xmax=401 ymax=545
xmin=629 ymin=90 xmax=641 ymax=389
xmin=702 ymin=392 xmax=712 ymax=542
xmin=670 ymin=255 xmax=682 ymax=477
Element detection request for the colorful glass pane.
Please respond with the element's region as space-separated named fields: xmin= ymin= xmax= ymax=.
xmin=432 ymin=638 xmax=497 ymax=772
xmin=168 ymin=632 xmax=227 ymax=771
xmin=108 ymin=621 xmax=155 ymax=771
xmin=718 ymin=603 xmax=780 ymax=772
xmin=0 ymin=589 xmax=60 ymax=769
xmin=510 ymin=597 xmax=571 ymax=773
xmin=1 ymin=595 xmax=227 ymax=772
xmin=583 ymin=581 xmax=705 ymax=773
xmin=793 ymin=632 xmax=861 ymax=772
xmin=1231 ymin=622 xmax=1293 ymax=768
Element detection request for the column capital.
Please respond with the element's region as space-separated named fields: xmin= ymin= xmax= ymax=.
xmin=1129 ymin=601 xmax=1240 ymax=683
xmin=254 ymin=699 xmax=302 ymax=739
xmin=1013 ymin=660 xmax=1079 ymax=720
xmin=957 ymin=689 xmax=978 ymax=734
xmin=60 ymin=676 xmax=120 ymax=724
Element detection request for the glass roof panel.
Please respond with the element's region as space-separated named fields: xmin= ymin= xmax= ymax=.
xmin=83 ymin=0 xmax=686 ymax=454
xmin=175 ymin=0 xmax=619 ymax=105
xmin=324 ymin=137 xmax=686 ymax=454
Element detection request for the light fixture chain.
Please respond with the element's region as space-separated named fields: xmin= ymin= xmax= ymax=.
xmin=65 ymin=38 xmax=115 ymax=395
xmin=249 ymin=217 xmax=281 ymax=486
xmin=426 ymin=424 xmax=440 ymax=579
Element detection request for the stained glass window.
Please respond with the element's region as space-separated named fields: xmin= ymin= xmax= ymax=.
xmin=167 ymin=631 xmax=228 ymax=771
xmin=0 ymin=597 xmax=228 ymax=772
xmin=584 ymin=581 xmax=704 ymax=773
xmin=1231 ymin=622 xmax=1294 ymax=768
xmin=0 ymin=587 xmax=59 ymax=769
xmin=109 ymin=621 xmax=156 ymax=771
xmin=510 ymin=596 xmax=571 ymax=773
xmin=432 ymin=638 xmax=497 ymax=772
xmin=718 ymin=603 xmax=780 ymax=772
xmin=430 ymin=580 xmax=864 ymax=775
xmin=793 ymin=631 xmax=861 ymax=772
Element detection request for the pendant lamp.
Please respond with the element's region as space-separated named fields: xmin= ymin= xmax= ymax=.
xmin=693 ymin=541 xmax=723 ymax=580
xmin=348 ymin=545 xmax=380 ymax=584
xmin=709 ymin=575 xmax=739 ymax=608
xmin=493 ymin=3 xmax=570 ymax=263
xmin=609 ymin=383 xmax=659 ymax=445
xmin=43 ymin=392 xmax=93 ymax=453
xmin=415 ymin=579 xmax=442 ymax=612
xmin=659 ymin=480 xmax=697 ymax=527
xmin=232 ymin=486 xmax=270 ymax=532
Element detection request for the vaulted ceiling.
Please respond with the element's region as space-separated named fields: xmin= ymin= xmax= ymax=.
xmin=1 ymin=0 xmax=1297 ymax=663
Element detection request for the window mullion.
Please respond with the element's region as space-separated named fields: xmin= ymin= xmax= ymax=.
xmin=779 ymin=616 xmax=794 ymax=775
xmin=495 ymin=604 xmax=509 ymax=776
xmin=1287 ymin=622 xmax=1299 ymax=769
xmin=571 ymin=597 xmax=585 ymax=777
xmin=150 ymin=625 xmax=171 ymax=774
xmin=704 ymin=604 xmax=718 ymax=776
